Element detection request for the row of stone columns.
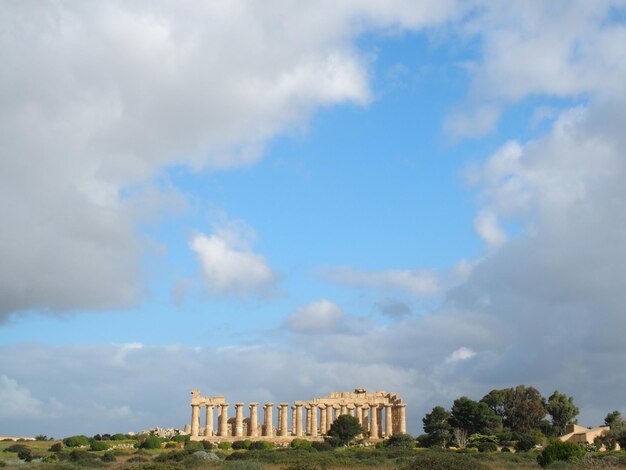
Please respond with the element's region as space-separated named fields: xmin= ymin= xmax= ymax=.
xmin=191 ymin=402 xmax=406 ymax=438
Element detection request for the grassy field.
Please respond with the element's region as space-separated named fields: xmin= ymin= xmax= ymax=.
xmin=2 ymin=438 xmax=626 ymax=469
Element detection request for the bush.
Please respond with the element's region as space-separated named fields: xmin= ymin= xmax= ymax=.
xmin=537 ymin=440 xmax=586 ymax=468
xmin=386 ymin=433 xmax=416 ymax=448
xmin=184 ymin=440 xmax=204 ymax=451
xmin=218 ymin=441 xmax=232 ymax=450
xmin=49 ymin=442 xmax=64 ymax=452
xmin=477 ymin=441 xmax=498 ymax=452
xmin=515 ymin=435 xmax=537 ymax=452
xmin=400 ymin=452 xmax=489 ymax=470
xmin=140 ymin=436 xmax=163 ymax=449
xmin=326 ymin=415 xmax=363 ymax=446
xmin=63 ymin=435 xmax=90 ymax=447
xmin=17 ymin=448 xmax=33 ymax=461
xmin=4 ymin=444 xmax=30 ymax=453
xmin=35 ymin=434 xmax=48 ymax=441
xmin=290 ymin=438 xmax=313 ymax=449
xmin=68 ymin=449 xmax=99 ymax=463
xmin=232 ymin=439 xmax=251 ymax=450
xmin=501 ymin=446 xmax=511 ymax=452
xmin=249 ymin=440 xmax=274 ymax=450
xmin=311 ymin=441 xmax=333 ymax=451
xmin=170 ymin=435 xmax=189 ymax=443
xmin=101 ymin=451 xmax=117 ymax=462
xmin=111 ymin=433 xmax=127 ymax=441
xmin=90 ymin=440 xmax=109 ymax=451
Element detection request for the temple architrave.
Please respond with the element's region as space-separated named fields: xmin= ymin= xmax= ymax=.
xmin=187 ymin=388 xmax=406 ymax=441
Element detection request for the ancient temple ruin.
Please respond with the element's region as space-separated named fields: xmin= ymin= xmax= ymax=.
xmin=187 ymin=388 xmax=406 ymax=441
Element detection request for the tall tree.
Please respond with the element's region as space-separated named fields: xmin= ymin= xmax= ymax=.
xmin=422 ymin=406 xmax=452 ymax=448
xmin=547 ymin=391 xmax=579 ymax=436
xmin=450 ymin=396 xmax=502 ymax=435
xmin=502 ymin=385 xmax=547 ymax=433
xmin=605 ymin=411 xmax=622 ymax=429
xmin=481 ymin=388 xmax=510 ymax=420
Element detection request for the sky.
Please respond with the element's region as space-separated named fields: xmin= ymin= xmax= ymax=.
xmin=1 ymin=0 xmax=626 ymax=438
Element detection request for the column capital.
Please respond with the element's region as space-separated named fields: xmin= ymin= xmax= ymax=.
xmin=280 ymin=402 xmax=289 ymax=407
xmin=249 ymin=402 xmax=259 ymax=407
xmin=235 ymin=402 xmax=244 ymax=407
xmin=265 ymin=402 xmax=274 ymax=407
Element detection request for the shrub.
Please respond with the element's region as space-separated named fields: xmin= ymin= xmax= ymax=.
xmin=101 ymin=451 xmax=117 ymax=462
xmin=326 ymin=415 xmax=363 ymax=446
xmin=537 ymin=440 xmax=586 ymax=468
xmin=232 ymin=440 xmax=250 ymax=450
xmin=90 ymin=440 xmax=109 ymax=451
xmin=501 ymin=446 xmax=511 ymax=452
xmin=249 ymin=441 xmax=274 ymax=450
xmin=515 ymin=435 xmax=537 ymax=452
xmin=218 ymin=441 xmax=232 ymax=450
xmin=17 ymin=448 xmax=33 ymax=461
xmin=63 ymin=435 xmax=90 ymax=447
xmin=311 ymin=441 xmax=332 ymax=451
xmin=140 ymin=436 xmax=163 ymax=449
xmin=202 ymin=440 xmax=215 ymax=450
xmin=68 ymin=449 xmax=99 ymax=463
xmin=111 ymin=433 xmax=127 ymax=441
xmin=184 ymin=440 xmax=204 ymax=451
xmin=35 ymin=434 xmax=48 ymax=441
xmin=4 ymin=444 xmax=30 ymax=453
xmin=386 ymin=433 xmax=416 ymax=448
xmin=400 ymin=452 xmax=489 ymax=470
xmin=477 ymin=441 xmax=498 ymax=452
xmin=165 ymin=442 xmax=179 ymax=448
xmin=290 ymin=438 xmax=313 ymax=449
xmin=170 ymin=435 xmax=189 ymax=443
xmin=49 ymin=442 xmax=63 ymax=452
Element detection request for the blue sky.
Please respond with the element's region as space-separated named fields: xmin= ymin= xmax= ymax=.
xmin=2 ymin=1 xmax=626 ymax=437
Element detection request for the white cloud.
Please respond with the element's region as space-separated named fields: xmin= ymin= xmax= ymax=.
xmin=473 ymin=210 xmax=507 ymax=247
xmin=445 ymin=347 xmax=476 ymax=364
xmin=0 ymin=375 xmax=44 ymax=419
xmin=190 ymin=224 xmax=276 ymax=297
xmin=323 ymin=266 xmax=439 ymax=295
xmin=284 ymin=299 xmax=345 ymax=334
xmin=0 ymin=1 xmax=465 ymax=319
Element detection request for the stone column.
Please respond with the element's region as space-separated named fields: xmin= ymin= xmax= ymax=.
xmin=356 ymin=404 xmax=362 ymax=426
xmin=205 ymin=405 xmax=214 ymax=437
xmin=340 ymin=404 xmax=347 ymax=416
xmin=280 ymin=403 xmax=289 ymax=437
xmin=219 ymin=403 xmax=229 ymax=436
xmin=305 ymin=405 xmax=312 ymax=435
xmin=310 ymin=404 xmax=318 ymax=437
xmin=385 ymin=404 xmax=393 ymax=437
xmin=362 ymin=405 xmax=369 ymax=433
xmin=291 ymin=406 xmax=296 ymax=434
xmin=249 ymin=403 xmax=259 ymax=437
xmin=348 ymin=405 xmax=355 ymax=417
xmin=295 ymin=404 xmax=303 ymax=437
xmin=377 ymin=406 xmax=383 ymax=437
xmin=235 ymin=403 xmax=244 ymax=437
xmin=191 ymin=404 xmax=200 ymax=437
xmin=398 ymin=404 xmax=407 ymax=434
xmin=369 ymin=404 xmax=378 ymax=439
xmin=326 ymin=405 xmax=333 ymax=433
xmin=319 ymin=405 xmax=327 ymax=435
xmin=264 ymin=403 xmax=274 ymax=437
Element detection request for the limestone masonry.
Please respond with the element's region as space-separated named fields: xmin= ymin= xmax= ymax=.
xmin=186 ymin=388 xmax=406 ymax=441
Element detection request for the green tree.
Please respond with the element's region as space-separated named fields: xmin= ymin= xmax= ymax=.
xmin=385 ymin=433 xmax=415 ymax=448
xmin=503 ymin=385 xmax=546 ymax=433
xmin=605 ymin=410 xmax=622 ymax=428
xmin=546 ymin=390 xmax=579 ymax=436
xmin=326 ymin=414 xmax=363 ymax=446
xmin=422 ymin=406 xmax=452 ymax=448
xmin=480 ymin=389 xmax=509 ymax=420
xmin=537 ymin=440 xmax=585 ymax=468
xmin=450 ymin=397 xmax=502 ymax=435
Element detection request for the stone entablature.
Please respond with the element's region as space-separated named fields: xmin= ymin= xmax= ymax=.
xmin=188 ymin=388 xmax=406 ymax=441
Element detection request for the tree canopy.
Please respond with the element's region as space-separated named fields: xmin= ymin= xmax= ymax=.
xmin=547 ymin=390 xmax=579 ymax=436
xmin=326 ymin=414 xmax=363 ymax=446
